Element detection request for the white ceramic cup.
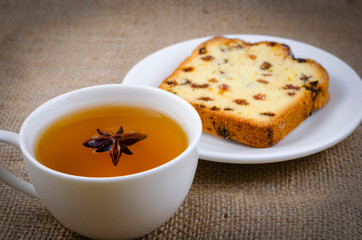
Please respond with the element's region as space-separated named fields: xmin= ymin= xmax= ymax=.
xmin=0 ymin=84 xmax=202 ymax=240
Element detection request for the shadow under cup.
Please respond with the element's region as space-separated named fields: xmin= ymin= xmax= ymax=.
xmin=19 ymin=84 xmax=202 ymax=239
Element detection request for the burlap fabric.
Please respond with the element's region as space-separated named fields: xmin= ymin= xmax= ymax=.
xmin=0 ymin=0 xmax=361 ymax=239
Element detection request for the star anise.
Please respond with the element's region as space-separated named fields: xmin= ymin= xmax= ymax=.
xmin=83 ymin=126 xmax=147 ymax=166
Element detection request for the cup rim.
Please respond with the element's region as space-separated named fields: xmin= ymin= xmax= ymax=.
xmin=19 ymin=84 xmax=202 ymax=182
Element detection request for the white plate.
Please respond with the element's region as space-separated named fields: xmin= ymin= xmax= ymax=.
xmin=123 ymin=34 xmax=362 ymax=164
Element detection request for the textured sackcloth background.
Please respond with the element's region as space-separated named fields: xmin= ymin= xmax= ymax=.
xmin=0 ymin=0 xmax=361 ymax=239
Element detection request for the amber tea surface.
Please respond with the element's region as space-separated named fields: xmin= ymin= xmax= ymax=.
xmin=35 ymin=105 xmax=188 ymax=177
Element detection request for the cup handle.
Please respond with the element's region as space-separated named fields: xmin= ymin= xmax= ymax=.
xmin=0 ymin=130 xmax=38 ymax=198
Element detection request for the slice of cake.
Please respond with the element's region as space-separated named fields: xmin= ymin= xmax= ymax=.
xmin=159 ymin=36 xmax=329 ymax=147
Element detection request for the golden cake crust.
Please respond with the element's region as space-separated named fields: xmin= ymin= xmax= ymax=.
xmin=159 ymin=36 xmax=330 ymax=147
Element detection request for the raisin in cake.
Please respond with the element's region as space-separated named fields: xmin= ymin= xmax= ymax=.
xmin=159 ymin=36 xmax=330 ymax=147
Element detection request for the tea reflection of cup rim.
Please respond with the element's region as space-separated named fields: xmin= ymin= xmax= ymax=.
xmin=19 ymin=84 xmax=202 ymax=182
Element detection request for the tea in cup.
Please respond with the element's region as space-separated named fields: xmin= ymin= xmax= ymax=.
xmin=35 ymin=105 xmax=188 ymax=177
xmin=0 ymin=84 xmax=202 ymax=239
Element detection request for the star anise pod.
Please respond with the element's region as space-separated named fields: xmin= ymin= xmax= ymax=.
xmin=83 ymin=126 xmax=147 ymax=166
